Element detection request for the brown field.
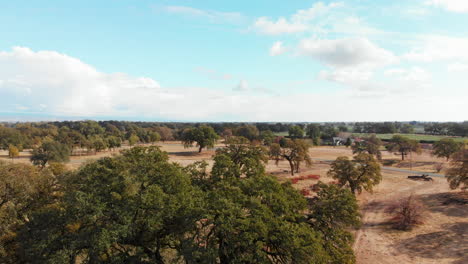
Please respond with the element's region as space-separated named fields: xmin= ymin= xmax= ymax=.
xmin=0 ymin=143 xmax=466 ymax=264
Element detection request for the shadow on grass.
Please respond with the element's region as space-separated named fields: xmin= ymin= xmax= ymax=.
xmin=420 ymin=192 xmax=468 ymax=218
xmin=394 ymin=222 xmax=468 ymax=263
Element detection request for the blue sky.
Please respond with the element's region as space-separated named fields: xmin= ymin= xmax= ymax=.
xmin=0 ymin=0 xmax=467 ymax=121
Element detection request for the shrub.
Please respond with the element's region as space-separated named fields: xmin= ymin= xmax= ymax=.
xmin=433 ymin=162 xmax=444 ymax=173
xmin=386 ymin=195 xmax=425 ymax=230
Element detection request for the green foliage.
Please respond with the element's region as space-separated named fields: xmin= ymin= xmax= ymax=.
xmin=88 ymin=135 xmax=108 ymax=152
xmin=128 ymin=134 xmax=139 ymax=146
xmin=288 ymin=125 xmax=304 ymax=138
xmin=0 ymin=162 xmax=56 ymax=262
xmin=20 ymin=146 xmax=204 ymax=263
xmin=192 ymin=176 xmax=329 ymax=263
xmin=211 ymin=138 xmax=268 ymax=179
xmin=432 ymin=138 xmax=462 ymax=160
xmin=47 ymin=162 xmax=67 ymax=176
xmin=148 ymin=131 xmax=161 ymax=144
xmin=352 ymin=134 xmax=383 ymax=160
xmin=308 ymin=183 xmax=361 ymax=264
xmin=234 ymin=125 xmax=259 ymax=141
xmin=106 ymin=136 xmax=122 ymax=150
xmin=260 ymin=130 xmax=275 ymax=145
xmin=445 ymin=146 xmax=467 ymax=190
xmin=306 ymin=124 xmax=321 ymax=145
xmin=270 ymin=139 xmax=312 ymax=175
xmin=8 ymin=145 xmax=19 ymax=159
xmin=328 ymin=153 xmax=382 ymax=194
xmin=30 ymin=140 xmax=70 ymax=167
xmin=0 ymin=127 xmax=28 ymax=150
xmin=7 ymin=144 xmax=362 ymax=263
xmin=181 ymin=126 xmax=219 ymax=153
xmin=400 ymin=124 xmax=415 ymax=134
xmin=385 ymin=135 xmax=421 ymax=160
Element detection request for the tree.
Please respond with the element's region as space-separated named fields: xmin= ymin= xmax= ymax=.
xmin=192 ymin=175 xmax=329 ymax=263
xmin=400 ymin=124 xmax=415 ymax=134
xmin=386 ymin=135 xmax=421 ymax=161
xmin=327 ymin=153 xmax=382 ymax=195
xmin=106 ymin=136 xmax=122 ymax=151
xmin=288 ymin=125 xmax=304 ymax=138
xmin=306 ymin=124 xmax=321 ymax=145
xmin=88 ymin=135 xmax=108 ymax=153
xmin=154 ymin=126 xmax=174 ymax=142
xmin=148 ymin=131 xmax=161 ymax=145
xmin=221 ymin=128 xmax=233 ymax=142
xmin=308 ymin=183 xmax=361 ymax=264
xmin=211 ymin=137 xmax=268 ymax=179
xmin=19 ymin=146 xmax=204 ymax=264
xmin=445 ymin=146 xmax=467 ymax=190
xmin=270 ymin=139 xmax=312 ymax=175
xmin=386 ymin=195 xmax=424 ymax=230
xmin=0 ymin=162 xmax=56 ymax=262
xmin=432 ymin=138 xmax=462 ymax=161
xmin=30 ymin=140 xmax=70 ymax=168
xmin=181 ymin=126 xmax=219 ymax=153
xmin=352 ymin=134 xmax=383 ymax=160
xmin=259 ymin=130 xmax=275 ymax=146
xmin=8 ymin=145 xmax=19 ymax=160
xmin=128 ymin=134 xmax=139 ymax=146
xmin=234 ymin=125 xmax=259 ymax=141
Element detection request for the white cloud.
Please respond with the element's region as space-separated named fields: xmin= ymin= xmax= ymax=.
xmin=298 ymin=38 xmax=398 ymax=69
xmin=427 ymin=0 xmax=468 ymax=13
xmin=269 ymin=41 xmax=287 ymax=56
xmin=0 ymin=47 xmax=466 ymax=122
xmin=233 ymin=80 xmax=249 ymax=91
xmin=318 ymin=69 xmax=373 ymax=83
xmin=447 ymin=62 xmax=468 ymax=72
xmin=252 ymin=17 xmax=308 ymax=35
xmin=384 ymin=67 xmax=430 ymax=82
xmin=404 ymin=35 xmax=468 ymax=62
xmin=251 ymin=1 xmax=384 ymax=38
xmin=165 ymin=6 xmax=245 ymax=24
xmin=251 ymin=2 xmax=343 ymax=35
xmin=292 ymin=2 xmax=344 ymax=22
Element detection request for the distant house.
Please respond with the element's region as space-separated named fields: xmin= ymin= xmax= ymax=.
xmin=332 ymin=136 xmax=355 ymax=146
xmin=333 ymin=137 xmax=345 ymax=145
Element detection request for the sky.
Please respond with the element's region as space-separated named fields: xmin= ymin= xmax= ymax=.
xmin=0 ymin=0 xmax=467 ymax=122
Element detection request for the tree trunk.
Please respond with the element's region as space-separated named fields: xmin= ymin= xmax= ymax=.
xmin=288 ymin=159 xmax=295 ymax=176
xmin=401 ymin=152 xmax=405 ymax=161
xmin=198 ymin=145 xmax=203 ymax=153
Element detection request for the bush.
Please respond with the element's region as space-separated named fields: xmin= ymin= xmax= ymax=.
xmin=386 ymin=195 xmax=425 ymax=230
xmin=433 ymin=162 xmax=444 ymax=173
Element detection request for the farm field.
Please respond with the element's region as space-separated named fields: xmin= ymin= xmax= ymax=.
xmin=351 ymin=133 xmax=467 ymax=143
xmin=273 ymin=132 xmax=467 ymax=143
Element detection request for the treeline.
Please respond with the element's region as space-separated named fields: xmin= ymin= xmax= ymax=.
xmin=1 ymin=121 xmax=466 ymax=153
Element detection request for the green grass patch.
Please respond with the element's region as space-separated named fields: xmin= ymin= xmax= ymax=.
xmin=351 ymin=133 xmax=467 ymax=143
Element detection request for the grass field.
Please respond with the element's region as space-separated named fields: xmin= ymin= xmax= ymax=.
xmin=351 ymin=133 xmax=467 ymax=142
xmin=274 ymin=132 xmax=467 ymax=142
